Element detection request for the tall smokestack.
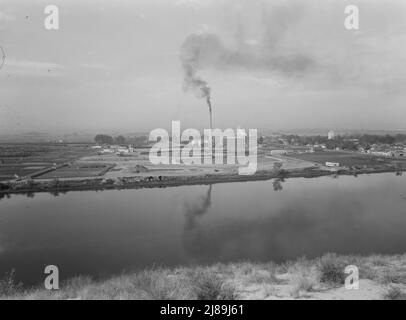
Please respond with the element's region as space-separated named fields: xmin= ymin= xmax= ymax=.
xmin=207 ymin=97 xmax=212 ymax=131
xmin=180 ymin=34 xmax=215 ymax=130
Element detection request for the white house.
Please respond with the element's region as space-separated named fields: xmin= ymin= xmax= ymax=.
xmin=270 ymin=150 xmax=288 ymax=156
xmin=325 ymin=162 xmax=340 ymax=167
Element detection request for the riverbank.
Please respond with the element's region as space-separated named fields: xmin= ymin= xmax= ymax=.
xmin=0 ymin=165 xmax=403 ymax=196
xmin=1 ymin=253 xmax=406 ymax=300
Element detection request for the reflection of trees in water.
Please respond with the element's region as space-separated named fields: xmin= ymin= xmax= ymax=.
xmin=0 ymin=193 xmax=11 ymax=201
xmin=0 ymin=189 xmax=70 ymax=202
xmin=182 ymin=185 xmax=213 ymax=258
xmin=49 ymin=191 xmax=67 ymax=197
xmin=26 ymin=192 xmax=35 ymax=198
xmin=272 ymin=178 xmax=285 ymax=192
xmin=395 ymin=161 xmax=403 ymax=176
xmin=0 ymin=190 xmax=70 ymax=201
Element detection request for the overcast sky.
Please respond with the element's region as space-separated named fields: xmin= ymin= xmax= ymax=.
xmin=0 ymin=0 xmax=405 ymax=135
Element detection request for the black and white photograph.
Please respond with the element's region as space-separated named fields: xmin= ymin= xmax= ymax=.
xmin=1 ymin=0 xmax=406 ymax=305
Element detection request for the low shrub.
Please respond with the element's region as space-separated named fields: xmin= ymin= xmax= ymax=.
xmin=383 ymin=286 xmax=406 ymax=300
xmin=318 ymin=253 xmax=346 ymax=285
xmin=190 ymin=271 xmax=237 ymax=300
xmin=0 ymin=270 xmax=23 ymax=297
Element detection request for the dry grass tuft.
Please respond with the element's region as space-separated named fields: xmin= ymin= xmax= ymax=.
xmin=317 ymin=253 xmax=346 ymax=286
xmin=2 ymin=253 xmax=406 ymax=300
xmin=189 ymin=270 xmax=237 ymax=300
xmin=383 ymin=286 xmax=406 ymax=300
xmin=0 ymin=270 xmax=23 ymax=297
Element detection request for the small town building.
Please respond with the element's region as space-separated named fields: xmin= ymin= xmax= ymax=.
xmin=325 ymin=162 xmax=340 ymax=167
xmin=270 ymin=150 xmax=288 ymax=156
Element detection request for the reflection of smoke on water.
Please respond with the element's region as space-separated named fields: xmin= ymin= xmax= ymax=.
xmin=184 ymin=185 xmax=212 ymax=229
xmin=0 ymin=45 xmax=5 ymax=71
xmin=181 ymin=193 xmax=370 ymax=263
xmin=182 ymin=185 xmax=214 ymax=259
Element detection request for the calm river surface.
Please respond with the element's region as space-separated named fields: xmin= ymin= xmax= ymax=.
xmin=1 ymin=173 xmax=406 ymax=286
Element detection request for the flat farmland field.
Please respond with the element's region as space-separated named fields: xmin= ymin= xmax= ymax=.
xmin=38 ymin=163 xmax=113 ymax=179
xmin=0 ymin=164 xmax=47 ymax=181
xmin=288 ymin=151 xmax=406 ymax=167
xmin=0 ymin=143 xmax=94 ymax=180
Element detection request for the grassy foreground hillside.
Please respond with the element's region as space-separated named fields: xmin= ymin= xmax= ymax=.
xmin=1 ymin=253 xmax=406 ymax=300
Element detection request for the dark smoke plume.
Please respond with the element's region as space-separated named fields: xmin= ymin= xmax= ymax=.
xmin=180 ymin=4 xmax=316 ymax=125
xmin=181 ymin=32 xmax=313 ymax=78
xmin=180 ymin=30 xmax=314 ymax=127
xmin=181 ymin=34 xmax=221 ymax=128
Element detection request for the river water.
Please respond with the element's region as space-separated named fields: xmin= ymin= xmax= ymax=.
xmin=1 ymin=172 xmax=406 ymax=286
